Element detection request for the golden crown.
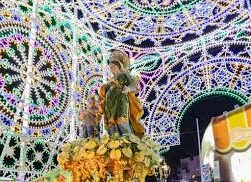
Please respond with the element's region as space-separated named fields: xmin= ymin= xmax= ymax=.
xmin=109 ymin=50 xmax=130 ymax=71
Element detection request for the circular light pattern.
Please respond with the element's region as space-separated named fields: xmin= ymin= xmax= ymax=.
xmin=0 ymin=10 xmax=71 ymax=137
xmin=26 ymin=141 xmax=50 ymax=171
xmin=124 ymin=0 xmax=199 ymax=15
xmin=78 ymin=0 xmax=243 ymax=47
xmin=1 ymin=134 xmax=20 ymax=169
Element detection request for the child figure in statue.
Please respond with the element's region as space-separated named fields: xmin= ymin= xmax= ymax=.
xmin=99 ymin=50 xmax=145 ymax=137
xmin=78 ymin=96 xmax=101 ymax=138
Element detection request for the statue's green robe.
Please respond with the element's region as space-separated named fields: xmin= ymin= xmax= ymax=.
xmin=100 ymin=72 xmax=145 ymax=137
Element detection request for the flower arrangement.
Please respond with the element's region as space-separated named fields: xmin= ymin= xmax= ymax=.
xmin=37 ymin=134 xmax=161 ymax=182
xmin=60 ymin=134 xmax=160 ymax=181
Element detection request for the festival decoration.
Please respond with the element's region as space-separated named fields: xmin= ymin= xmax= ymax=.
xmin=36 ymin=134 xmax=160 ymax=182
xmin=60 ymin=0 xmax=247 ymax=47
xmin=212 ymin=103 xmax=251 ymax=153
xmin=0 ymin=0 xmax=250 ymax=180
xmin=0 ymin=8 xmax=71 ymax=137
xmin=201 ymin=103 xmax=251 ymax=181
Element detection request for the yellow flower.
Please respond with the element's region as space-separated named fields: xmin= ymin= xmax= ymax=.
xmin=73 ymin=146 xmax=80 ymax=153
xmin=78 ymin=147 xmax=87 ymax=159
xmin=61 ymin=143 xmax=71 ymax=152
xmin=84 ymin=140 xmax=97 ymax=150
xmin=108 ymin=140 xmax=120 ymax=149
xmin=110 ymin=149 xmax=121 ymax=160
xmin=83 ymin=151 xmax=95 ymax=159
xmin=73 ymin=154 xmax=82 ymax=161
xmin=79 ymin=147 xmax=86 ymax=154
xmin=57 ymin=152 xmax=69 ymax=166
xmin=144 ymin=157 xmax=151 ymax=167
xmin=122 ymin=147 xmax=133 ymax=158
xmin=96 ymin=144 xmax=107 ymax=155
xmin=134 ymin=152 xmax=144 ymax=162
xmin=101 ymin=134 xmax=110 ymax=145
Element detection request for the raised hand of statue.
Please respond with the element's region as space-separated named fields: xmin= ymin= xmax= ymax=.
xmin=122 ymin=86 xmax=130 ymax=94
xmin=110 ymin=79 xmax=120 ymax=86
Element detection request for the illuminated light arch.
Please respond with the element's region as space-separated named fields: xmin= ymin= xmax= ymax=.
xmin=124 ymin=0 xmax=201 ymax=16
xmin=177 ymin=88 xmax=249 ymax=130
xmin=146 ymin=41 xmax=251 ymax=152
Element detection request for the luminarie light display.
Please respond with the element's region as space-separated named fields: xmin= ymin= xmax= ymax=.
xmin=0 ymin=0 xmax=250 ymax=180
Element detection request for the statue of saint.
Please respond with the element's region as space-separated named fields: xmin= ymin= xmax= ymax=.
xmin=99 ymin=50 xmax=145 ymax=137
xmin=78 ymin=96 xmax=101 ymax=138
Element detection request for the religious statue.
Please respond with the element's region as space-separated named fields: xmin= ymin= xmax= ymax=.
xmin=78 ymin=96 xmax=101 ymax=138
xmin=39 ymin=59 xmax=161 ymax=182
xmin=99 ymin=50 xmax=145 ymax=137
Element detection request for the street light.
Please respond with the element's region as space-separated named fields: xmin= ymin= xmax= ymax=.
xmin=155 ymin=158 xmax=171 ymax=181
